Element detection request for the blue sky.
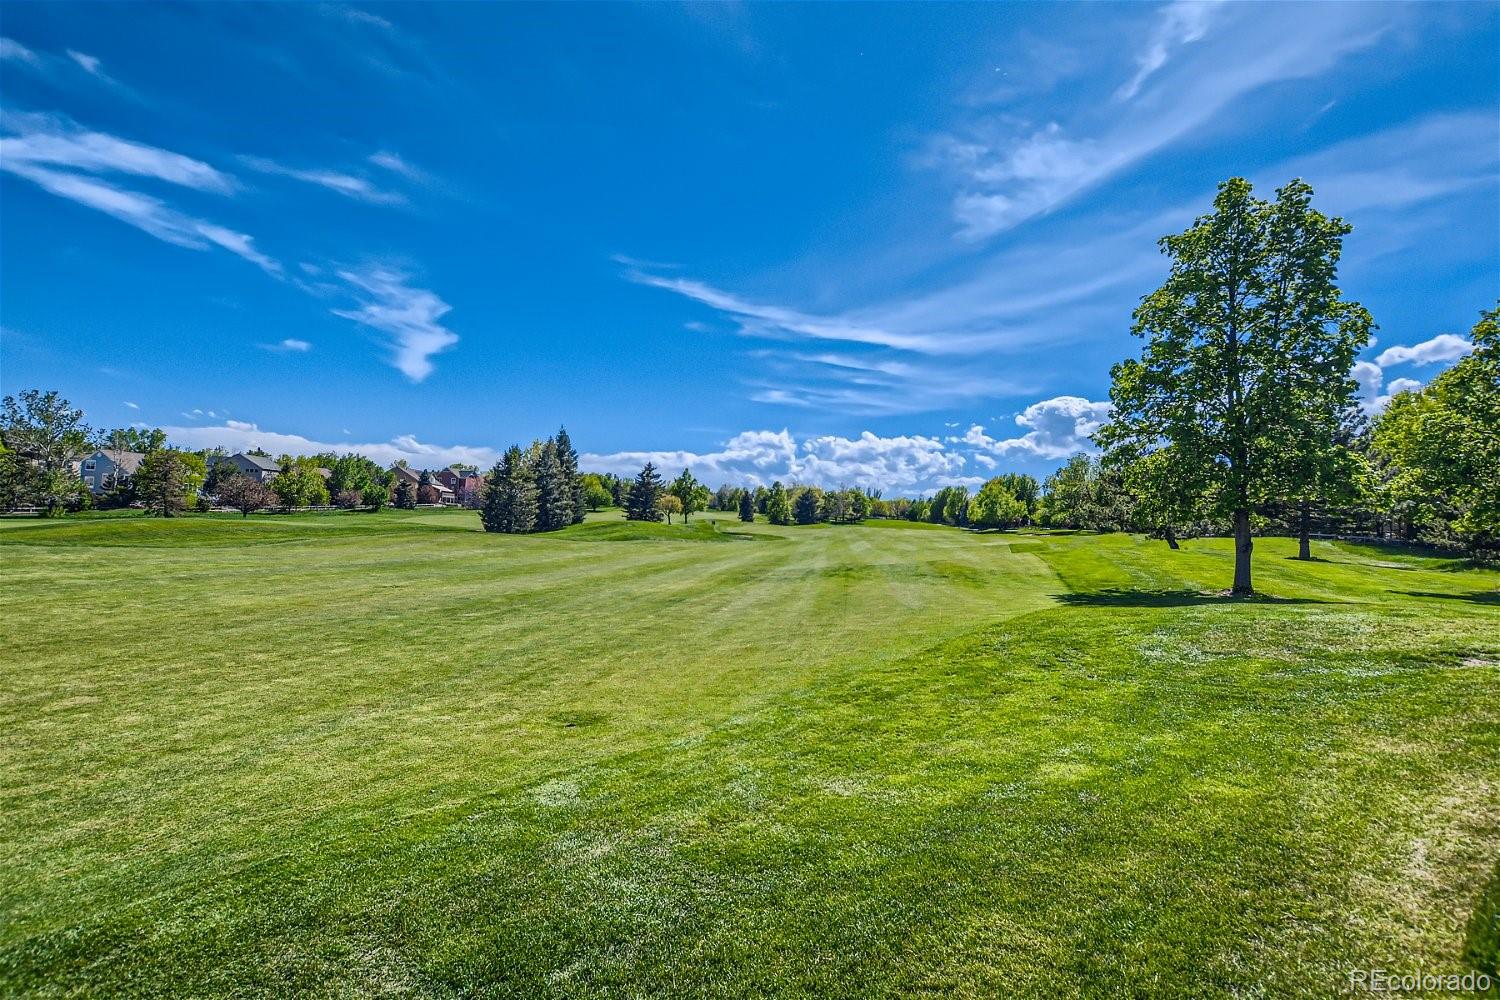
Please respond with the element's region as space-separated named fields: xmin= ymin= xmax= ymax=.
xmin=2 ymin=2 xmax=1496 ymax=493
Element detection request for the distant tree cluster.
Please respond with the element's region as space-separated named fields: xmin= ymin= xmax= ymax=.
xmin=479 ymin=428 xmax=587 ymax=533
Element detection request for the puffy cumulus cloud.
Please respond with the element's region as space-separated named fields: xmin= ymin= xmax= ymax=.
xmin=960 ymin=395 xmax=1111 ymax=460
xmin=796 ymin=432 xmax=964 ymax=490
xmin=582 ymin=430 xmax=798 ymax=485
xmin=1353 ymin=360 xmax=1421 ymax=416
xmin=1374 ymin=333 xmax=1474 ymax=368
xmin=585 ymin=429 xmax=966 ymax=492
xmin=162 ymin=420 xmax=500 ymax=470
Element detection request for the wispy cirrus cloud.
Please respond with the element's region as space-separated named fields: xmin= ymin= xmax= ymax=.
xmin=934 ymin=3 xmax=1403 ymax=239
xmin=331 ymin=266 xmax=458 ymax=381
xmin=0 ymin=111 xmax=282 ymax=273
xmin=242 ymin=155 xmax=405 ymax=205
xmin=1 ymin=111 xmax=234 ymax=192
xmin=1114 ymin=1 xmax=1222 ymax=102
xmin=259 ymin=338 xmax=313 ymax=353
xmin=1 ymin=36 xmax=40 ymax=65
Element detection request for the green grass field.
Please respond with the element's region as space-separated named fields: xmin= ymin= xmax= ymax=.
xmin=2 ymin=508 xmax=1497 ymax=997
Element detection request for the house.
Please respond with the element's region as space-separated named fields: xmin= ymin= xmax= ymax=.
xmin=390 ymin=464 xmax=457 ymax=505
xmin=80 ymin=450 xmax=145 ymax=494
xmin=433 ymin=467 xmax=477 ymax=492
xmin=214 ymin=453 xmax=282 ymax=483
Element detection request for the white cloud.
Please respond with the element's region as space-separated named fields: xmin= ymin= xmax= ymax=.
xmin=0 ymin=37 xmax=39 ymax=64
xmin=584 ymin=428 xmax=965 ymax=492
xmin=0 ymin=112 xmax=280 ymax=274
xmin=260 ymin=338 xmax=312 ymax=353
xmin=123 ymin=401 xmax=139 ymax=410
xmin=243 ymin=155 xmax=404 ymax=205
xmin=1353 ymin=360 xmax=1422 ymax=416
xmin=960 ymin=395 xmax=1111 ymax=460
xmin=331 ymin=267 xmax=459 ymax=381
xmin=367 ymin=150 xmax=423 ymax=180
xmin=66 ymin=50 xmax=102 ymax=76
xmin=162 ymin=420 xmax=501 ymax=470
xmin=936 ymin=3 xmax=1400 ymax=238
xmin=1374 ymin=333 xmax=1474 ymax=368
xmin=1 ymin=111 xmax=235 ymax=193
xmin=1115 ymin=1 xmax=1221 ymax=101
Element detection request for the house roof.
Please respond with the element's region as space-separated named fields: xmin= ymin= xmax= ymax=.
xmin=93 ymin=450 xmax=145 ymax=473
xmin=235 ymin=453 xmax=282 ymax=472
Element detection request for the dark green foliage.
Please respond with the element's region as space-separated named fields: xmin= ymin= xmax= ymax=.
xmin=626 ymin=463 xmax=665 ymax=522
xmin=393 ymin=481 xmax=417 ymax=510
xmin=738 ymin=489 xmax=755 ymax=522
xmin=794 ymin=487 xmax=821 ymax=525
xmin=480 ymin=447 xmax=538 ymax=533
xmin=555 ymin=427 xmax=587 ymax=524
xmin=533 ymin=440 xmax=573 ymax=532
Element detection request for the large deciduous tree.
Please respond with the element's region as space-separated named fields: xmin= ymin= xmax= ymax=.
xmin=0 ymin=389 xmax=92 ymax=516
xmin=968 ymin=478 xmax=1027 ymax=530
xmin=1098 ymin=178 xmax=1372 ymax=595
xmin=670 ymin=468 xmax=707 ymax=523
xmin=765 ymin=481 xmax=792 ymax=526
xmin=1373 ymin=305 xmax=1499 ymax=558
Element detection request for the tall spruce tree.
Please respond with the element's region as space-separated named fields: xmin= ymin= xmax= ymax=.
xmin=1098 ymin=177 xmax=1372 ymax=595
xmin=738 ymin=488 xmax=755 ymax=522
xmin=484 ymin=446 xmax=537 ymax=533
xmin=533 ymin=439 xmax=571 ymax=532
xmin=626 ymin=462 xmax=664 ymax=521
xmin=555 ymin=426 xmax=587 ymax=524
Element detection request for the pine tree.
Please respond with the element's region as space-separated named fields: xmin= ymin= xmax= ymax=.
xmin=794 ymin=487 xmax=821 ymax=524
xmin=626 ymin=462 xmax=664 ymax=521
xmin=480 ymin=446 xmax=537 ymax=533
xmin=738 ymin=489 xmax=754 ymax=522
xmin=393 ymin=480 xmax=417 ymax=510
xmin=478 ymin=459 xmax=506 ymax=532
xmin=533 ymin=439 xmax=571 ymax=531
xmin=555 ymin=426 xmax=587 ymax=524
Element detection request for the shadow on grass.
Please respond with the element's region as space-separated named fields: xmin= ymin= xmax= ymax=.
xmin=1054 ymin=588 xmax=1331 ymax=608
xmin=1395 ymin=590 xmax=1500 ymax=606
xmin=1464 ymin=861 xmax=1499 ymax=976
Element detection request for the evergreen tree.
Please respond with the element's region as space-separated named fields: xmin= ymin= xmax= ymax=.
xmin=738 ymin=489 xmax=755 ymax=522
xmin=479 ymin=446 xmax=538 ymax=533
xmin=532 ymin=439 xmax=570 ymax=531
xmin=626 ymin=462 xmax=665 ymax=521
xmin=555 ymin=426 xmax=587 ymax=524
xmin=794 ymin=487 xmax=821 ymax=524
xmin=766 ymin=481 xmax=792 ymax=525
xmin=393 ymin=480 xmax=417 ymax=509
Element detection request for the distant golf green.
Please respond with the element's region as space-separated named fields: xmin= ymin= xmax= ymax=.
xmin=2 ymin=509 xmax=1496 ymax=997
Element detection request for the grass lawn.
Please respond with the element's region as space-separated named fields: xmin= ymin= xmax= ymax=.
xmin=2 ymin=508 xmax=1497 ymax=997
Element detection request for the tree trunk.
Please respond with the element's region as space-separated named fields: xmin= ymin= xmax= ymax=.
xmin=1296 ymin=500 xmax=1311 ymax=560
xmin=1232 ymin=509 xmax=1253 ymax=596
xmin=1164 ymin=524 xmax=1180 ymax=550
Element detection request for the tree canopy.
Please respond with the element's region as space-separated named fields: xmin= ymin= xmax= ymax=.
xmin=1098 ymin=177 xmax=1372 ymax=594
